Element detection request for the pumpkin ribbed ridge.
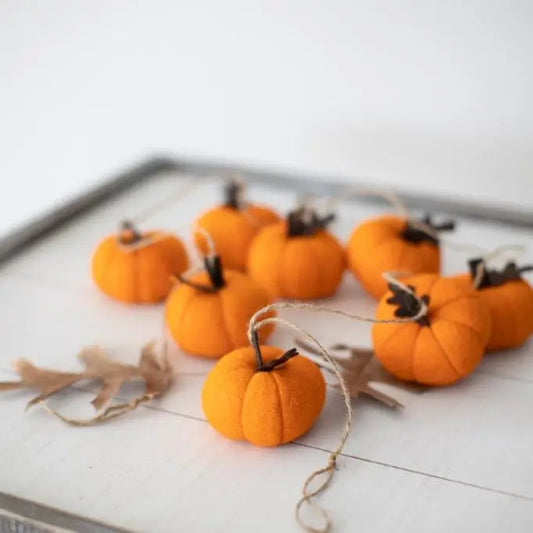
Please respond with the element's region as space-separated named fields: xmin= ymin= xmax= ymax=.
xmin=373 ymin=274 xmax=490 ymax=386
xmin=202 ymin=347 xmax=326 ymax=447
xmin=165 ymin=270 xmax=274 ymax=358
xmin=92 ymin=232 xmax=188 ymax=304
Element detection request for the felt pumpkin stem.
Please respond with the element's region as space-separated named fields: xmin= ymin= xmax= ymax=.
xmin=386 ymin=283 xmax=431 ymax=326
xmin=402 ymin=215 xmax=455 ymax=245
xmin=177 ymin=255 xmax=226 ymax=293
xmin=119 ymin=220 xmax=142 ymax=244
xmin=250 ymin=330 xmax=298 ymax=371
xmin=469 ymin=259 xmax=533 ymax=289
xmin=287 ymin=207 xmax=335 ymax=237
xmin=224 ymin=180 xmax=244 ymax=209
xmin=204 ymin=255 xmax=225 ymax=289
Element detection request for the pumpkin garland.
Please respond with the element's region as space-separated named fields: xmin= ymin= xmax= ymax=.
xmin=347 ymin=213 xmax=455 ymax=299
xmin=451 ymin=258 xmax=533 ymax=351
xmin=14 ymin=175 xmax=533 ymax=533
xmin=247 ymin=205 xmax=346 ymax=300
xmin=92 ymin=221 xmax=189 ymax=304
xmin=194 ymin=180 xmax=281 ymax=271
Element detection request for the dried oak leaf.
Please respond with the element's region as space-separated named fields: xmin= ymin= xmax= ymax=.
xmin=296 ymin=338 xmax=425 ymax=409
xmin=0 ymin=341 xmax=172 ymax=426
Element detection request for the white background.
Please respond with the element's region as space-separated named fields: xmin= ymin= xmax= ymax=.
xmin=1 ymin=0 xmax=532 ymax=237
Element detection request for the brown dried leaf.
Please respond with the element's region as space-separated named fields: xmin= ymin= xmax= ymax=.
xmin=78 ymin=347 xmax=143 ymax=410
xmin=79 ymin=347 xmax=140 ymax=378
xmin=11 ymin=359 xmax=85 ymax=408
xmin=0 ymin=342 xmax=172 ymax=425
xmin=139 ymin=341 xmax=172 ymax=397
xmin=91 ymin=378 xmax=124 ymax=411
xmin=295 ymin=338 xmax=425 ymax=409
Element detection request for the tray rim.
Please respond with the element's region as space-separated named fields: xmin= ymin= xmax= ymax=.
xmin=0 ymin=490 xmax=130 ymax=533
xmin=0 ymin=154 xmax=531 ymax=265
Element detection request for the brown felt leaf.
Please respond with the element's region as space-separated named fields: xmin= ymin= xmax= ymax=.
xmin=295 ymin=338 xmax=425 ymax=409
xmin=0 ymin=341 xmax=172 ymax=425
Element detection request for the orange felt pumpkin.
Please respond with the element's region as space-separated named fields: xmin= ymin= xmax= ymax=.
xmin=372 ymin=273 xmax=491 ymax=386
xmin=165 ymin=255 xmax=275 ymax=358
xmin=194 ymin=181 xmax=280 ymax=271
xmin=451 ymin=259 xmax=533 ymax=351
xmin=247 ymin=207 xmax=345 ymax=300
xmin=202 ymin=338 xmax=326 ymax=446
xmin=347 ymin=214 xmax=455 ymax=299
xmin=92 ymin=221 xmax=188 ymax=304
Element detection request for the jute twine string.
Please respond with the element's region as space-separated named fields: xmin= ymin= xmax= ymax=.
xmin=329 ymin=185 xmax=521 ymax=257
xmin=193 ymin=225 xmax=216 ymax=258
xmin=115 ymin=230 xmax=184 ymax=252
xmin=335 ymin=186 xmax=449 ymax=243
xmin=328 ymin=186 xmax=410 ymax=219
xmin=294 ymin=195 xmax=335 ymax=227
xmin=329 ymin=186 xmax=461 ymax=246
xmin=132 ymin=176 xmax=213 ymax=224
xmin=472 ymin=244 xmax=525 ymax=289
xmin=114 ymin=175 xmax=214 ymax=252
xmin=247 ymin=272 xmax=428 ymax=533
xmin=115 ymin=175 xmax=268 ymax=251
xmin=168 ymin=226 xmax=218 ymax=282
xmin=227 ymin=176 xmax=278 ymax=229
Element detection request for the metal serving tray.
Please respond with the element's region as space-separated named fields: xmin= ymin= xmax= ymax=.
xmin=1 ymin=155 xmax=532 ymax=533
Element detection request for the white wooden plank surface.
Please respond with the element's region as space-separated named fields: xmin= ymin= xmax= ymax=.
xmin=1 ymin=385 xmax=532 ymax=533
xmin=0 ymin=172 xmax=532 ymax=532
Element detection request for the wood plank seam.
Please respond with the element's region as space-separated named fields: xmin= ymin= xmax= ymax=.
xmin=2 ymin=370 xmax=529 ymax=504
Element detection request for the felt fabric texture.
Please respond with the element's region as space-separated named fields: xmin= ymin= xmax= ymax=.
xmin=247 ymin=222 xmax=346 ymax=300
xmin=92 ymin=231 xmax=188 ymax=304
xmin=202 ymin=346 xmax=326 ymax=447
xmin=372 ymin=274 xmax=491 ymax=386
xmin=452 ymin=273 xmax=533 ymax=351
xmin=165 ymin=270 xmax=275 ymax=358
xmin=195 ymin=204 xmax=280 ymax=271
xmin=347 ymin=215 xmax=440 ymax=299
